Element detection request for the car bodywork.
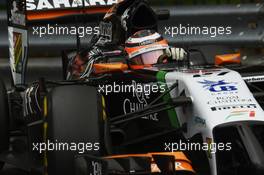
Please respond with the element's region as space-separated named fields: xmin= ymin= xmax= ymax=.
xmin=1 ymin=0 xmax=264 ymax=175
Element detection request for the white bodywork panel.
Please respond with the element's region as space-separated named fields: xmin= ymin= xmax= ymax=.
xmin=163 ymin=68 xmax=264 ymax=175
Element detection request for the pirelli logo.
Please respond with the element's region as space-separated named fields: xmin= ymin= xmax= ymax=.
xmin=243 ymin=75 xmax=264 ymax=83
xmin=26 ymin=0 xmax=118 ymax=11
xmin=211 ymin=104 xmax=257 ymax=111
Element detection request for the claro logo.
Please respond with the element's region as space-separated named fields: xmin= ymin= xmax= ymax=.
xmin=198 ymin=80 xmax=238 ymax=92
xmin=26 ymin=0 xmax=117 ymax=11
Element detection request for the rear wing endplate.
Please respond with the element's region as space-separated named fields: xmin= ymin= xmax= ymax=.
xmin=7 ymin=0 xmax=28 ymax=85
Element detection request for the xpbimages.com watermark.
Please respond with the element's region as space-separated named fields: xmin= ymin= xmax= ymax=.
xmin=98 ymin=81 xmax=166 ymax=95
xmin=32 ymin=140 xmax=100 ymax=154
xmin=164 ymin=140 xmax=232 ymax=154
xmin=164 ymin=24 xmax=232 ymax=38
xmin=32 ymin=24 xmax=100 ymax=38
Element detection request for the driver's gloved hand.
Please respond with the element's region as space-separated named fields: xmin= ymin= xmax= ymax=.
xmin=67 ymin=46 xmax=103 ymax=80
xmin=166 ymin=47 xmax=187 ymax=61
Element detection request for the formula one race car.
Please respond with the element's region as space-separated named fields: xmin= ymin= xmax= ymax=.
xmin=1 ymin=0 xmax=264 ymax=175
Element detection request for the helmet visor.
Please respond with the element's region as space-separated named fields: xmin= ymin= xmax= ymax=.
xmin=131 ymin=49 xmax=166 ymax=65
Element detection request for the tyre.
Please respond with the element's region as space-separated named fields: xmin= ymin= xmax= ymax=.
xmin=0 ymin=77 xmax=9 ymax=170
xmin=46 ymin=85 xmax=109 ymax=175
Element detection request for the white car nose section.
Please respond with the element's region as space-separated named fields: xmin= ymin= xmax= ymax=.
xmin=166 ymin=68 xmax=264 ymax=130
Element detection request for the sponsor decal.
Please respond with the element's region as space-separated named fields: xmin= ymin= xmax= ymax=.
xmin=13 ymin=32 xmax=23 ymax=73
xmin=225 ymin=110 xmax=256 ymax=120
xmin=8 ymin=27 xmax=28 ymax=85
xmin=199 ymin=80 xmax=237 ymax=92
xmin=249 ymin=111 xmax=255 ymax=117
xmin=243 ymin=75 xmax=264 ymax=83
xmin=211 ymin=104 xmax=257 ymax=112
xmin=123 ymin=81 xmax=159 ymax=122
xmin=151 ymin=161 xmax=184 ymax=172
xmin=84 ymin=156 xmax=107 ymax=175
xmin=26 ymin=0 xmax=117 ymax=11
xmin=207 ymin=95 xmax=252 ymax=106
xmin=121 ymin=8 xmax=130 ymax=31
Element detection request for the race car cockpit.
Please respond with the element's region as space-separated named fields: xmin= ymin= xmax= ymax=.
xmin=65 ymin=0 xmax=187 ymax=80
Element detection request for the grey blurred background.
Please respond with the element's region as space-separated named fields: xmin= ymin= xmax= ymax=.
xmin=0 ymin=0 xmax=263 ymax=87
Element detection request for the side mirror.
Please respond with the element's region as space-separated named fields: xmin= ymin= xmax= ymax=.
xmin=93 ymin=62 xmax=128 ymax=74
xmin=215 ymin=53 xmax=241 ymax=66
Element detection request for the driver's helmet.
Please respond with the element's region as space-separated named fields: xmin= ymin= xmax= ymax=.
xmin=125 ymin=30 xmax=169 ymax=65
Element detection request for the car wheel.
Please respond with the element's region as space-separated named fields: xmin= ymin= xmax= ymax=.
xmin=46 ymin=85 xmax=109 ymax=175
xmin=0 ymin=77 xmax=9 ymax=170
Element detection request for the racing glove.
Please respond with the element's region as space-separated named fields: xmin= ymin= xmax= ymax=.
xmin=68 ymin=46 xmax=103 ymax=80
xmin=68 ymin=45 xmax=124 ymax=80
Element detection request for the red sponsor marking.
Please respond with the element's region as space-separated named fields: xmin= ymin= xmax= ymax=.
xmin=249 ymin=111 xmax=255 ymax=117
